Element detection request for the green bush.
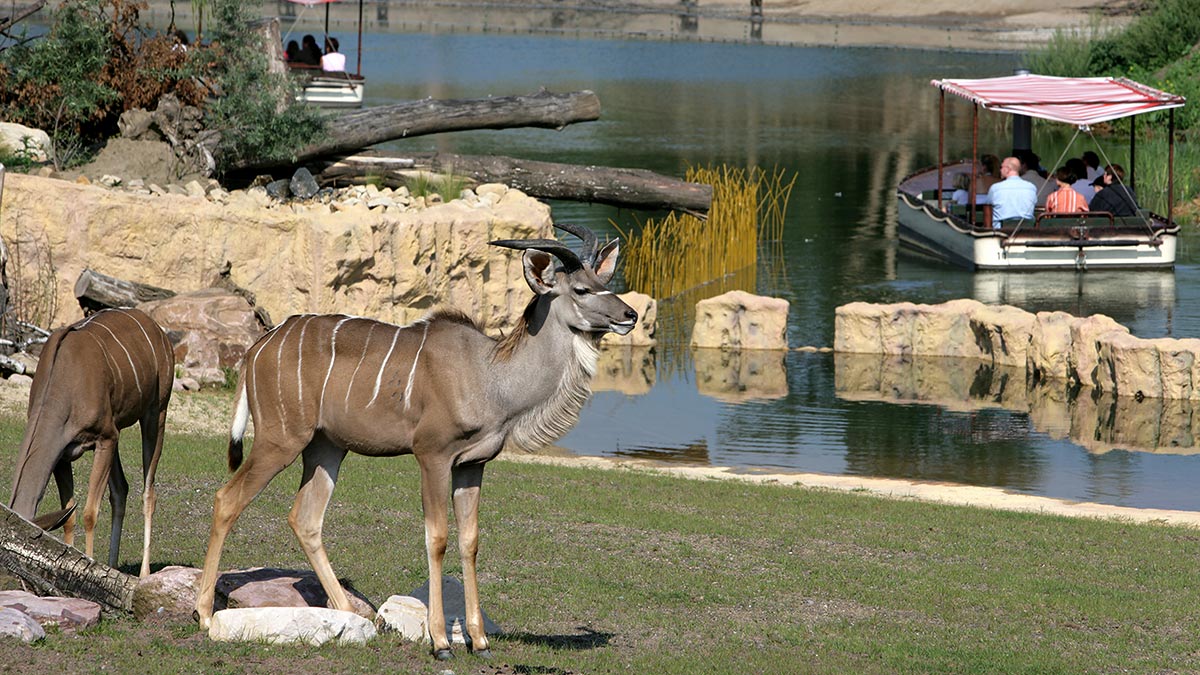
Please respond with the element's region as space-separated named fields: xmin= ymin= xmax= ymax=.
xmin=204 ymin=0 xmax=326 ymax=171
xmin=1087 ymin=0 xmax=1200 ymax=74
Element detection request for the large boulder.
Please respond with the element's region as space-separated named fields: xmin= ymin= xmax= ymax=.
xmin=1098 ymin=331 xmax=1161 ymax=400
xmin=1069 ymin=314 xmax=1128 ymax=389
xmin=209 ymin=607 xmax=376 ymax=646
xmin=691 ymin=290 xmax=788 ymax=350
xmin=139 ymin=288 xmax=265 ymax=385
xmin=0 ymin=122 xmax=51 ymax=162
xmin=0 ymin=173 xmax=553 ymax=334
xmin=133 ymin=566 xmax=202 ymax=622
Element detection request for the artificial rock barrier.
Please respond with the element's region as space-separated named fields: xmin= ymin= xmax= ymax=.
xmin=835 ymin=299 xmax=1200 ymax=401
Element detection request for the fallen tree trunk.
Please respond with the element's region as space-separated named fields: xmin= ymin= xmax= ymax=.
xmin=230 ymin=89 xmax=602 ymax=172
xmin=75 ymin=268 xmax=176 ymax=315
xmin=319 ymin=151 xmax=714 ymax=213
xmin=0 ymin=503 xmax=136 ymax=614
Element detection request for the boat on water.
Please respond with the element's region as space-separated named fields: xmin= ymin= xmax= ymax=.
xmin=283 ymin=0 xmax=365 ymax=109
xmin=897 ymin=74 xmax=1185 ymax=270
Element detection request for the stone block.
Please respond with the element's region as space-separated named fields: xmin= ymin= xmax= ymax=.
xmin=209 ymin=607 xmax=376 ymax=646
xmin=911 ymin=298 xmax=985 ymax=358
xmin=969 ymin=304 xmax=1036 ymax=367
xmin=1069 ymin=314 xmax=1128 ymax=389
xmin=1155 ymin=338 xmax=1200 ymax=401
xmin=833 ymin=302 xmax=886 ymax=354
xmin=139 ymin=288 xmax=264 ymax=375
xmin=1027 ymin=311 xmax=1075 ymax=381
xmin=216 ymin=567 xmax=375 ymax=620
xmin=1100 ymin=332 xmax=1161 ymax=399
xmin=600 ymin=291 xmax=656 ymax=347
xmin=691 ymin=290 xmax=788 ymax=350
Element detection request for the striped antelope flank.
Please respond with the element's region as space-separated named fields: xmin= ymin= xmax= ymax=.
xmin=8 ymin=307 xmax=174 ymax=578
xmin=194 ymin=223 xmax=637 ymax=659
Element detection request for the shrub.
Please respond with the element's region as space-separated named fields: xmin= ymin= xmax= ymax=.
xmin=0 ymin=0 xmax=203 ymax=167
xmin=203 ymin=0 xmax=326 ymax=171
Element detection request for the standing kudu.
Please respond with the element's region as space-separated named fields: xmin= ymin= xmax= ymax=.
xmin=194 ymin=223 xmax=636 ymax=658
xmin=9 ymin=307 xmax=174 ymax=577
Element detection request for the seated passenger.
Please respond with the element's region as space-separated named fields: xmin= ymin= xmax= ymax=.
xmin=974 ymin=153 xmax=1001 ymax=195
xmin=285 ymin=39 xmax=300 ymax=62
xmin=951 ymin=172 xmax=971 ymax=205
xmin=1045 ymin=167 xmax=1089 ymax=214
xmin=298 ymin=34 xmax=322 ymax=66
xmin=321 ymin=36 xmax=346 ymax=72
xmin=1082 ymin=151 xmax=1103 ymax=182
xmin=1089 ymin=164 xmax=1139 ymax=217
xmin=1066 ymin=158 xmax=1094 ymax=206
xmin=986 ymin=156 xmax=1037 ymax=229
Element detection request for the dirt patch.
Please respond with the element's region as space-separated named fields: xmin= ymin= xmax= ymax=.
xmin=59 ymin=138 xmax=208 ymax=188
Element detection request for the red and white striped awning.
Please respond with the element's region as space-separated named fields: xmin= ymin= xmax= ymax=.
xmin=932 ymin=74 xmax=1185 ymax=126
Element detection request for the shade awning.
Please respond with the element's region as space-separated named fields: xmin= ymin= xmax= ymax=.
xmin=931 ymin=74 xmax=1185 ymax=126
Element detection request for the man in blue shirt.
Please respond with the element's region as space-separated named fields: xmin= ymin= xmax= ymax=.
xmin=986 ymin=156 xmax=1038 ymax=229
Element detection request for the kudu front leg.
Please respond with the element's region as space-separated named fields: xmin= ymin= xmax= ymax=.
xmin=420 ymin=461 xmax=454 ymax=659
xmin=452 ymin=463 xmax=490 ymax=656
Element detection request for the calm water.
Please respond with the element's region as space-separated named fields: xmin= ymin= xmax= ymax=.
xmin=345 ymin=31 xmax=1200 ymax=511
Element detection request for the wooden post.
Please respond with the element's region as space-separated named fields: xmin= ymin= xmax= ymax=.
xmin=1168 ymin=107 xmax=1175 ymax=225
xmin=970 ymin=103 xmax=978 ymax=226
xmin=937 ymin=88 xmax=944 ymax=211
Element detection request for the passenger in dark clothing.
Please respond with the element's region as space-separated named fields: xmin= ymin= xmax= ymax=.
xmin=298 ymin=34 xmax=322 ymax=65
xmin=1089 ymin=163 xmax=1139 ymax=217
xmin=285 ymin=39 xmax=300 ymax=62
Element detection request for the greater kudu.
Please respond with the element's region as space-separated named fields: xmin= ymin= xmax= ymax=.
xmin=9 ymin=307 xmax=174 ymax=577
xmin=194 ymin=224 xmax=636 ymax=658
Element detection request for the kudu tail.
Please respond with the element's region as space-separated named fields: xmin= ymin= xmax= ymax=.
xmin=228 ymin=379 xmax=250 ymax=472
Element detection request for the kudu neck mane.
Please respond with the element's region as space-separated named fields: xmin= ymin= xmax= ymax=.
xmin=494 ymin=293 xmax=600 ymax=453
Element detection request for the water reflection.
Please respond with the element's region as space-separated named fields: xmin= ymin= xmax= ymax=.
xmin=693 ymin=348 xmax=788 ymax=403
xmin=835 ymin=352 xmax=1200 ymax=456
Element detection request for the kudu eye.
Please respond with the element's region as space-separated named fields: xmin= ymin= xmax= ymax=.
xmin=573 ymin=287 xmax=589 ymax=296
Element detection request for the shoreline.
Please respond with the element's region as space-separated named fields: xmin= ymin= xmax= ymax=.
xmin=135 ymin=0 xmax=1129 ymax=53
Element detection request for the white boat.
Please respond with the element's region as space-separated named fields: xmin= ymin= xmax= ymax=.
xmin=284 ymin=0 xmax=366 ymax=109
xmin=897 ymin=74 xmax=1185 ymax=270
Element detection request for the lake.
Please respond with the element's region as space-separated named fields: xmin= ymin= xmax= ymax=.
xmin=297 ymin=28 xmax=1200 ymax=511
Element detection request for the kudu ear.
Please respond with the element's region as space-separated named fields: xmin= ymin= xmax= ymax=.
xmin=594 ymin=239 xmax=620 ymax=285
xmin=523 ymin=249 xmax=557 ymax=295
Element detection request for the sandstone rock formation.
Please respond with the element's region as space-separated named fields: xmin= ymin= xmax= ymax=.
xmin=834 ymin=300 xmax=1200 ymax=401
xmin=691 ymin=290 xmax=788 ymax=350
xmin=1 ymin=174 xmax=553 ymax=335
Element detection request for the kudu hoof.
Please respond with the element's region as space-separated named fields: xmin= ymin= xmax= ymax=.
xmin=434 ymin=648 xmax=453 ymax=661
xmin=473 ymin=648 xmax=493 ymax=660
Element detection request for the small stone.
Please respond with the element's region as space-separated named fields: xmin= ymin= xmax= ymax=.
xmin=127 ymin=178 xmax=145 ymax=188
xmin=0 ymin=590 xmax=100 ymax=629
xmin=166 ymin=184 xmax=188 ymax=196
xmin=148 ymin=183 xmax=166 ymax=196
xmin=265 ymin=179 xmax=290 ymax=201
xmin=6 ymin=374 xmax=32 ymax=387
xmin=75 ymin=175 xmax=91 ymax=185
xmin=184 ymin=180 xmax=207 ymax=198
xmin=290 ymin=167 xmax=319 ymax=200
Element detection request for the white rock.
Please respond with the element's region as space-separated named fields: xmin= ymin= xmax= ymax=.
xmin=98 ymin=175 xmax=123 ymax=187
xmin=0 ymin=122 xmax=51 ymax=162
xmin=375 ymin=595 xmax=428 ymax=642
xmin=209 ymin=607 xmax=376 ymax=646
xmin=6 ymin=374 xmax=32 ymax=387
xmin=387 ymin=577 xmax=502 ymax=646
xmin=0 ymin=607 xmax=44 ymax=643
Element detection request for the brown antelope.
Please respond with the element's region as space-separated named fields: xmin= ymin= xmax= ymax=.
xmin=194 ymin=223 xmax=636 ymax=659
xmin=8 ymin=307 xmax=174 ymax=578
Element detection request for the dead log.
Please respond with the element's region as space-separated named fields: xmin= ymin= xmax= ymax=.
xmin=0 ymin=503 xmax=136 ymax=613
xmin=75 ymin=268 xmax=176 ymax=315
xmin=319 ymin=151 xmax=714 ymax=213
xmin=228 ymin=89 xmax=601 ymax=171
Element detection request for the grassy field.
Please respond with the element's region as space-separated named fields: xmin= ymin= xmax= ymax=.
xmin=0 ymin=389 xmax=1199 ymax=674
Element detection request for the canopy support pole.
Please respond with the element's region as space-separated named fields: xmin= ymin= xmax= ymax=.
xmin=356 ymin=0 xmax=364 ymax=76
xmin=1129 ymin=116 xmax=1137 ymax=189
xmin=1168 ymin=107 xmax=1175 ymax=225
xmin=970 ymin=103 xmax=978 ymax=226
xmin=937 ymin=88 xmax=944 ymax=211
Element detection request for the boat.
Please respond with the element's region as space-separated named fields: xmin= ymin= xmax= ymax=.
xmin=897 ymin=74 xmax=1185 ymax=270
xmin=283 ymin=0 xmax=365 ymax=109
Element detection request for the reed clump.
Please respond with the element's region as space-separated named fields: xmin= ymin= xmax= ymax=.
xmin=616 ymin=165 xmax=794 ymax=300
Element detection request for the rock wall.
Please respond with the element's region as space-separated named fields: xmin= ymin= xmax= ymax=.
xmin=0 ymin=174 xmax=553 ymax=332
xmin=834 ymin=299 xmax=1200 ymax=401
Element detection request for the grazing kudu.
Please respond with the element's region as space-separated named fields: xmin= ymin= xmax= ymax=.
xmin=194 ymin=223 xmax=637 ymax=658
xmin=8 ymin=307 xmax=174 ymax=577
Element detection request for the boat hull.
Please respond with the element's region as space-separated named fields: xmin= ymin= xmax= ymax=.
xmin=297 ymin=75 xmax=365 ymax=109
xmin=896 ymin=188 xmax=1177 ymax=271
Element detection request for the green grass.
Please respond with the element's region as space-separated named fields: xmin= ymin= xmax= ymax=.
xmin=1 ymin=398 xmax=1199 ymax=674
